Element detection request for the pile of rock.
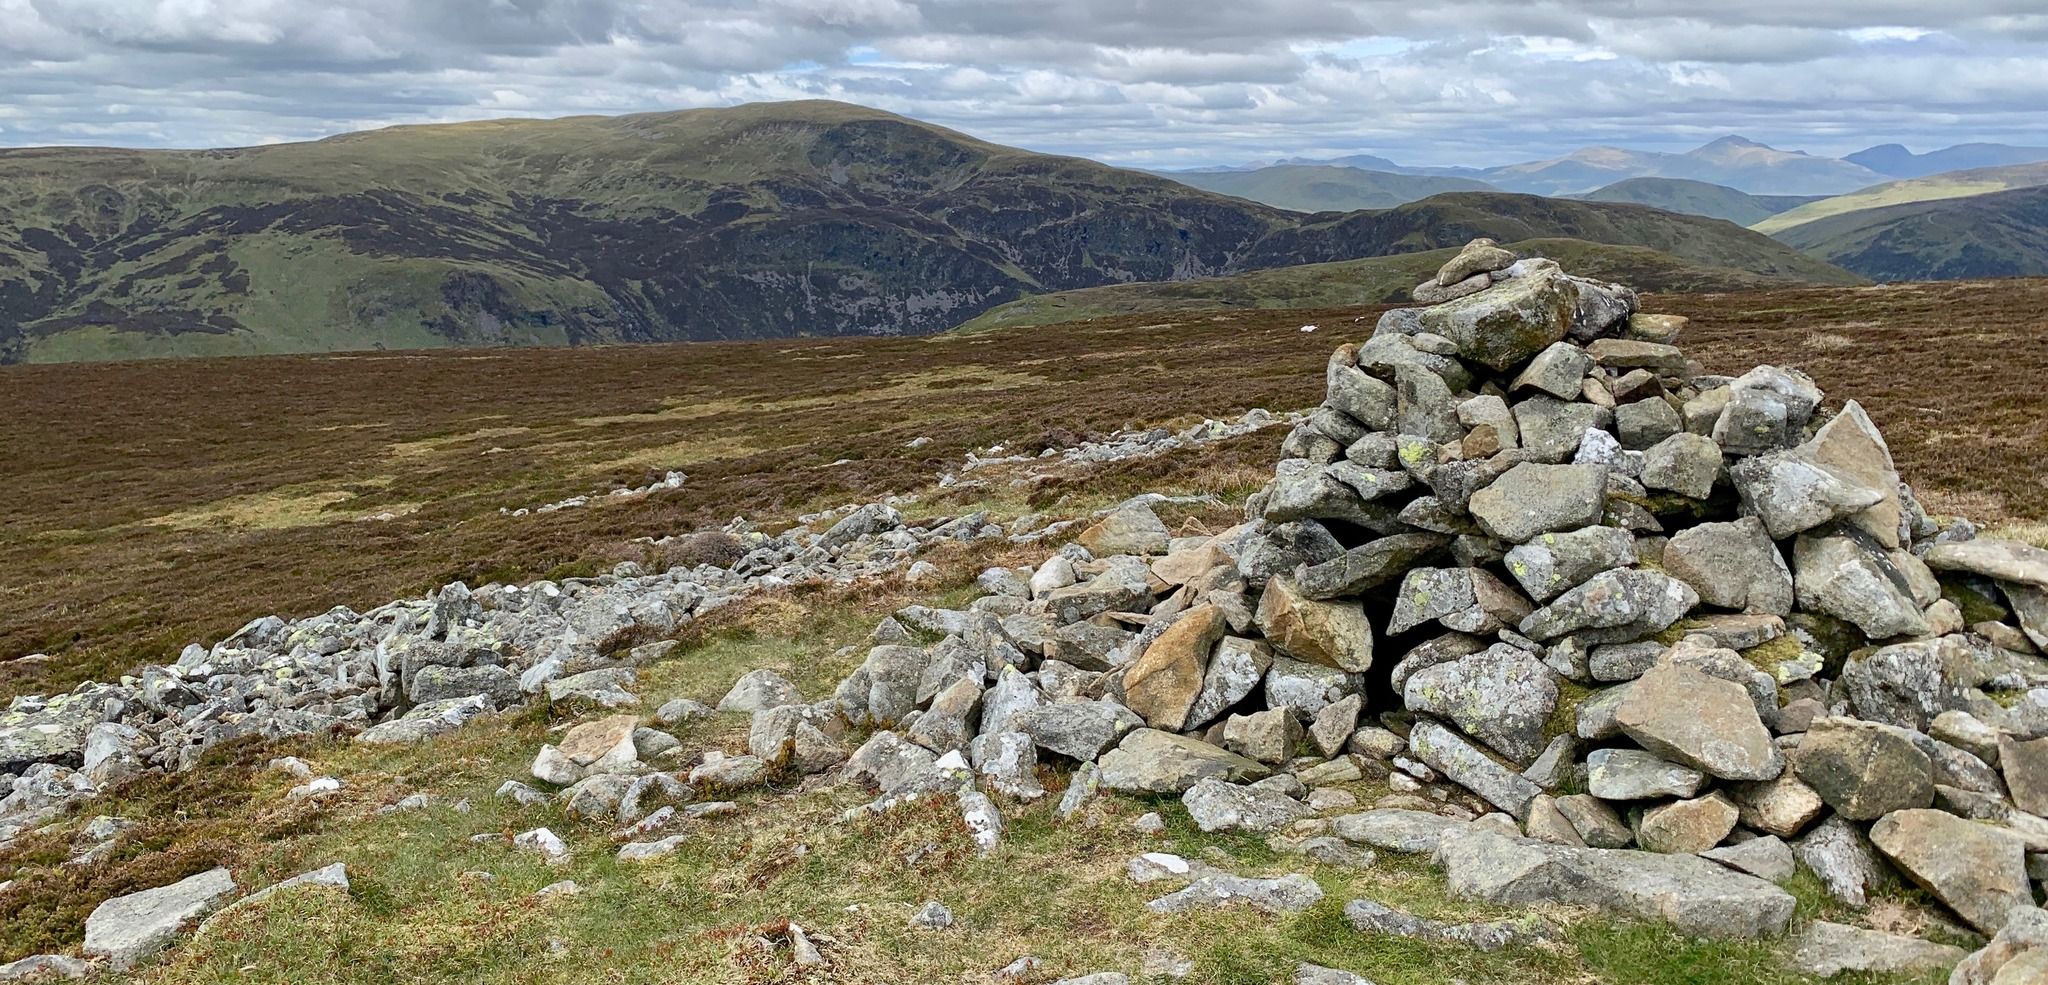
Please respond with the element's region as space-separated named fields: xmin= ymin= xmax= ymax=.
xmin=726 ymin=240 xmax=2048 ymax=969
xmin=0 ymin=502 xmax=1012 ymax=847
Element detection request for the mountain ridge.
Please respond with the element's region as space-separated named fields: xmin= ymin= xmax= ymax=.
xmin=0 ymin=101 xmax=1855 ymax=364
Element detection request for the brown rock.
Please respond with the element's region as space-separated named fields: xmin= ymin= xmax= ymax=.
xmin=557 ymin=714 xmax=640 ymax=767
xmin=1124 ymin=605 xmax=1224 ymax=731
xmin=1635 ymin=792 xmax=1739 ymax=854
xmin=1255 ymin=576 xmax=1374 ymax=673
xmin=1870 ymin=808 xmax=2033 ymax=935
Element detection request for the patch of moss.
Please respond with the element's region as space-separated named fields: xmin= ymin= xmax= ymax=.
xmin=1942 ymin=579 xmax=2010 ymax=626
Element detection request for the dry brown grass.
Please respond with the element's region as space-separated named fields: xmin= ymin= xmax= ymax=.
xmin=3 ymin=277 xmax=2045 ymax=700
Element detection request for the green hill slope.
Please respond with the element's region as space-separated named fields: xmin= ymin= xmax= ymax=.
xmin=0 ymin=102 xmax=1860 ymax=364
xmin=1575 ymin=177 xmax=1821 ymax=225
xmin=1163 ymin=165 xmax=1498 ymax=212
xmin=1771 ymin=184 xmax=2048 ymax=282
xmin=953 ymin=237 xmax=1859 ymax=333
xmin=1753 ymin=162 xmax=2048 ymax=236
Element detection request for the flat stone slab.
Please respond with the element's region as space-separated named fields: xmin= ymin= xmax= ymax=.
xmin=1783 ymin=921 xmax=1965 ymax=978
xmin=1436 ymin=829 xmax=1795 ymax=938
xmin=84 ymin=866 xmax=238 ymax=969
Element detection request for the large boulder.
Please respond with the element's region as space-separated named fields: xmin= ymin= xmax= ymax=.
xmin=1802 ymin=401 xmax=1904 ymax=548
xmin=1924 ymin=538 xmax=2048 ymax=590
xmin=1435 ymin=829 xmax=1795 ymax=938
xmin=1184 ymin=637 xmax=1273 ymax=731
xmin=1403 ymin=644 xmax=1559 ymax=765
xmin=1659 ymin=518 xmax=1793 ymax=616
xmin=1502 ymin=526 xmax=1637 ymax=603
xmin=1869 ymin=809 xmax=2032 ymax=935
xmin=1014 ymin=701 xmax=1143 ymax=762
xmin=1730 ymin=453 xmax=1884 ymax=541
xmin=1467 ymin=462 xmax=1608 ymax=545
xmin=1255 ymin=577 xmax=1374 ymax=672
xmin=1792 ymin=717 xmax=1935 ymax=820
xmin=1791 ymin=530 xmax=1930 ymax=640
xmin=1123 ymin=605 xmax=1224 ymax=731
xmin=1294 ymin=533 xmax=1448 ymax=599
xmin=1181 ymin=777 xmax=1312 ymax=833
xmin=1098 ymin=729 xmax=1271 ymax=793
xmin=1615 ymin=662 xmax=1782 ymax=781
xmin=83 ymin=867 xmax=238 ymax=969
xmin=1784 ymin=921 xmax=1966 ymax=978
xmin=1077 ymin=502 xmax=1173 ymax=556
xmin=1416 ymin=265 xmax=1578 ymax=372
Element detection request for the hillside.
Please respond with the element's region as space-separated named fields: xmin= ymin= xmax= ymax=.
xmin=1847 ymin=142 xmax=2048 ymax=178
xmin=1479 ymin=137 xmax=1886 ymax=196
xmin=952 ymin=237 xmax=1850 ymax=333
xmin=1574 ymin=178 xmax=1821 ymax=225
xmin=1771 ymin=184 xmax=2048 ymax=281
xmin=1753 ymin=161 xmax=2048 ymax=236
xmin=1165 ymin=165 xmax=1498 ymax=212
xmin=0 ymin=105 xmax=1857 ymax=364
xmin=3 ymin=270 xmax=2047 ymax=983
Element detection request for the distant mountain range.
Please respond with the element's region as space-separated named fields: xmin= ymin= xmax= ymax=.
xmin=0 ymin=102 xmax=1858 ymax=364
xmin=1218 ymin=137 xmax=2048 ymax=198
xmin=1845 ymin=143 xmax=2048 ymax=179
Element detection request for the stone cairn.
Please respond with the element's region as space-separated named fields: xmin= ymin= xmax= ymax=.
xmin=775 ymin=239 xmax=2048 ymax=972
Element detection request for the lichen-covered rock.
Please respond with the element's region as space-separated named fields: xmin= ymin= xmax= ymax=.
xmin=1519 ymin=569 xmax=1699 ymax=644
xmin=1403 ymin=644 xmax=1559 ymax=765
xmin=1098 ymin=729 xmax=1271 ymax=793
xmin=1793 ymin=717 xmax=1935 ymax=820
xmin=1503 ymin=526 xmax=1637 ymax=603
xmin=1660 ymin=517 xmax=1793 ymax=616
xmin=1408 ymin=720 xmax=1541 ymax=819
xmin=1639 ymin=432 xmax=1722 ymax=499
xmin=1416 ymin=265 xmax=1577 ymax=372
xmin=1181 ymin=777 xmax=1312 ymax=833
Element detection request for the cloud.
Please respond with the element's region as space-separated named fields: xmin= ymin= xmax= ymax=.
xmin=0 ymin=0 xmax=2044 ymax=165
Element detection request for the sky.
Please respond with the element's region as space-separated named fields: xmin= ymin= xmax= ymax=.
xmin=3 ymin=0 xmax=2047 ymax=168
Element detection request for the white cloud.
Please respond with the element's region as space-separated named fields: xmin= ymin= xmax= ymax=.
xmin=0 ymin=0 xmax=2043 ymax=166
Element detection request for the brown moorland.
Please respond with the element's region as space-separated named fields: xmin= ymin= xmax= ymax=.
xmin=3 ymin=277 xmax=2045 ymax=700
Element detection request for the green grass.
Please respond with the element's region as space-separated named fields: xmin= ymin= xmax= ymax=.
xmin=1753 ymin=161 xmax=2048 ymax=236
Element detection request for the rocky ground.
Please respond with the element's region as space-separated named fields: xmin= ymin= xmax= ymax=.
xmin=6 ymin=242 xmax=2048 ymax=983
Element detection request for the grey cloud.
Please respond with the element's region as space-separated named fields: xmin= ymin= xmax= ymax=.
xmin=0 ymin=0 xmax=2045 ymax=167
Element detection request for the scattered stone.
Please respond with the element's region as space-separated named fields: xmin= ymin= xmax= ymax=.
xmin=1146 ymin=872 xmax=1325 ymax=915
xmin=1182 ymin=777 xmax=1313 ymax=833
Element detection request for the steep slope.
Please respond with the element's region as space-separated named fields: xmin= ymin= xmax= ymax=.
xmin=1848 ymin=142 xmax=2048 ymax=178
xmin=1754 ymin=162 xmax=2048 ymax=236
xmin=0 ymin=103 xmax=1856 ymax=364
xmin=1772 ymin=184 xmax=2048 ymax=282
xmin=1574 ymin=178 xmax=1822 ymax=225
xmin=1162 ymin=165 xmax=1498 ymax=212
xmin=953 ymin=237 xmax=1848 ymax=333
